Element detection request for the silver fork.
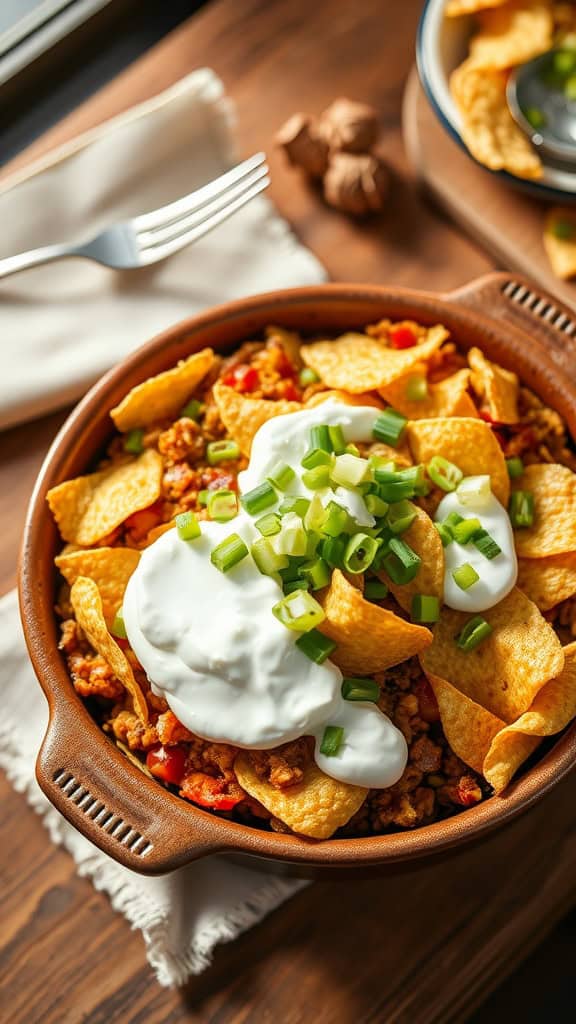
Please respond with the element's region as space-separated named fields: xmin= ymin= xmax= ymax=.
xmin=0 ymin=153 xmax=270 ymax=279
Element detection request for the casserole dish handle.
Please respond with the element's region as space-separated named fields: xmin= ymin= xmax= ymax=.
xmin=449 ymin=272 xmax=576 ymax=381
xmin=36 ymin=688 xmax=229 ymax=874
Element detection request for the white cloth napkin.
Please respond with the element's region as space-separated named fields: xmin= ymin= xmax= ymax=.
xmin=0 ymin=69 xmax=323 ymax=982
xmin=0 ymin=591 xmax=307 ymax=985
xmin=0 ymin=68 xmax=325 ymax=430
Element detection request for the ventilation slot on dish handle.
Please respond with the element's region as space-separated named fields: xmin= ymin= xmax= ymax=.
xmin=501 ymin=279 xmax=576 ymax=338
xmin=52 ymin=769 xmax=153 ymax=857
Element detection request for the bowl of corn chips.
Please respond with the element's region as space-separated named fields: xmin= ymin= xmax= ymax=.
xmin=417 ymin=0 xmax=576 ymax=199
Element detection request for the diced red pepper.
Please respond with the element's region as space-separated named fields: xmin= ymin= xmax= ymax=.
xmin=279 ymin=379 xmax=301 ymax=402
xmin=180 ymin=771 xmax=244 ymax=811
xmin=389 ymin=325 xmax=418 ymax=350
xmin=222 ymin=364 xmax=260 ymax=393
xmin=414 ymin=678 xmax=440 ymax=724
xmin=456 ymin=776 xmax=483 ymax=806
xmin=146 ymin=744 xmax=188 ymax=786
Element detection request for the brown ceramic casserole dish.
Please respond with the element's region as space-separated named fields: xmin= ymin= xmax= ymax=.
xmin=20 ymin=272 xmax=576 ymax=876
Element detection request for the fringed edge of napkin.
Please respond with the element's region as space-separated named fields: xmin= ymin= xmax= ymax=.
xmin=0 ymin=693 xmax=305 ymax=987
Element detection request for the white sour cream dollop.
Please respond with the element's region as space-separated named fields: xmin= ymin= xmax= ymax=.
xmin=436 ymin=488 xmax=517 ymax=613
xmin=123 ymin=401 xmax=408 ymax=790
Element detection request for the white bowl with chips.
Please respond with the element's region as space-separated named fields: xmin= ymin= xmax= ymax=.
xmin=417 ymin=0 xmax=576 ymax=200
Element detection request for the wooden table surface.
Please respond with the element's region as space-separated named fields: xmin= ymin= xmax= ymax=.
xmin=1 ymin=2 xmax=574 ymax=1022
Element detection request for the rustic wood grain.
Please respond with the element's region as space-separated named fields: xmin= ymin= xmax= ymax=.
xmin=0 ymin=1 xmax=573 ymax=1022
xmin=403 ymin=70 xmax=576 ymax=314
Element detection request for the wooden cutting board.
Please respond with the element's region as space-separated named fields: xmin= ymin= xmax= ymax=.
xmin=403 ymin=68 xmax=576 ymax=314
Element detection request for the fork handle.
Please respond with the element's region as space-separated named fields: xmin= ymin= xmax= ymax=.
xmin=0 ymin=242 xmax=75 ymax=279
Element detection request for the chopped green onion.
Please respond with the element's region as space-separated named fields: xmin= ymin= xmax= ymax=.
xmin=310 ymin=424 xmax=332 ymax=452
xmin=272 ymin=512 xmax=308 ymax=557
xmin=304 ymin=494 xmax=326 ymax=533
xmin=341 ymin=678 xmax=379 ymax=702
xmin=365 ymin=493 xmax=389 ymax=517
xmin=508 ymin=490 xmax=535 ymax=528
xmin=456 ymin=615 xmax=493 ymax=651
xmin=175 ymin=510 xmax=201 ymax=541
xmin=328 ymin=424 xmax=347 ymax=454
xmin=321 ymin=535 xmax=348 ymax=569
xmin=377 ymin=479 xmax=415 ymax=503
xmin=319 ymin=725 xmax=344 ymax=756
xmin=241 ymin=481 xmax=277 ymax=515
xmin=272 ymin=590 xmax=325 ymax=632
xmin=384 ymin=538 xmax=421 ymax=584
xmin=279 ymin=496 xmax=311 ymax=517
xmin=330 ymin=453 xmax=370 ymax=488
xmin=442 ymin=511 xmax=464 ymax=536
xmin=295 ymin=628 xmax=336 ymax=663
xmin=553 ymin=48 xmax=576 ymax=76
xmin=405 ymin=374 xmax=428 ymax=402
xmin=552 ymin=219 xmax=575 ymax=241
xmin=267 ymin=461 xmax=295 ymax=491
xmin=207 ymin=439 xmax=241 ymax=465
xmin=387 ymin=499 xmax=418 ymax=535
xmin=343 ymin=533 xmax=379 ymax=574
xmin=298 ymin=557 xmax=331 ymax=590
xmin=456 ymin=475 xmax=491 ymax=508
xmin=111 ymin=607 xmax=127 ymax=640
xmin=452 ymin=517 xmax=482 ymax=545
xmin=427 ymin=455 xmax=463 ymax=492
xmin=434 ymin=523 xmax=453 ymax=547
xmin=298 ymin=367 xmax=319 ymax=387
xmin=452 ymin=563 xmax=480 ymax=591
xmin=302 ymin=465 xmax=332 ymax=489
xmin=207 ymin=489 xmax=238 ymax=522
xmin=283 ymin=579 xmax=310 ymax=595
xmin=411 ymin=594 xmax=440 ymax=623
xmin=473 ymin=529 xmax=502 ymax=560
xmin=524 ymin=105 xmax=546 ymax=130
xmin=364 ymin=579 xmax=388 ymax=600
xmin=306 ymin=530 xmax=321 ymax=559
xmin=255 ymin=512 xmax=281 ymax=537
xmin=301 ymin=448 xmax=333 ymax=470
xmin=198 ymin=489 xmax=209 ymax=506
xmin=370 ymin=455 xmax=396 ymax=474
xmin=506 ymin=456 xmax=524 ymax=479
xmin=251 ymin=537 xmax=288 ymax=575
xmin=123 ymin=429 xmax=144 ymax=455
xmin=211 ymin=533 xmax=248 ymax=572
xmin=321 ymin=501 xmax=350 ymax=537
xmin=180 ymin=398 xmax=204 ymax=420
xmin=345 ymin=443 xmax=361 ymax=457
xmin=372 ymin=407 xmax=408 ymax=447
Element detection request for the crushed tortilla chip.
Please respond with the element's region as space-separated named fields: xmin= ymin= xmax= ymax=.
xmin=378 ymin=507 xmax=444 ymax=613
xmin=469 ymin=0 xmax=553 ymax=69
xmin=512 ymin=463 xmax=576 ymax=558
xmin=110 ymin=348 xmax=214 ymax=431
xmin=300 ymin=327 xmax=448 ymax=393
xmin=379 ymin=368 xmax=478 ymax=420
xmin=47 ymin=449 xmax=163 ymax=546
xmin=70 ymin=576 xmax=148 ymax=722
xmin=543 ymin=208 xmax=576 ymax=280
xmin=235 ymin=752 xmax=366 ymax=839
xmin=318 ymin=569 xmax=432 ymax=676
xmin=446 ymin=0 xmax=508 ymax=15
xmin=406 ymin=417 xmax=510 ymax=505
xmin=517 ymin=552 xmax=576 ymax=611
xmin=468 ymin=347 xmax=519 ymax=423
xmin=55 ymin=547 xmax=140 ymax=626
xmin=305 ymin=389 xmax=384 ymax=410
xmin=428 ymin=642 xmax=576 ymax=793
xmin=421 ymin=588 xmax=565 ymax=723
xmin=213 ymin=383 xmax=301 ymax=456
xmin=450 ymin=60 xmax=542 ymax=179
xmin=143 ymin=521 xmax=176 ymax=546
